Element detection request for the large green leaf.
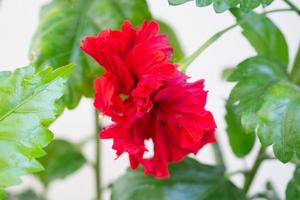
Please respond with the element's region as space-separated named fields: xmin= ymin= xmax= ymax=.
xmin=231 ymin=9 xmax=289 ymax=66
xmin=168 ymin=0 xmax=274 ymax=13
xmin=30 ymin=0 xmax=152 ymax=109
xmin=228 ymin=56 xmax=289 ymax=133
xmin=225 ymin=102 xmax=255 ymax=157
xmin=111 ymin=158 xmax=246 ymax=200
xmin=37 ymin=139 xmax=86 ymax=186
xmin=0 ymin=65 xmax=73 ymax=199
xmin=257 ymin=82 xmax=300 ymax=162
xmin=157 ymin=20 xmax=185 ymax=62
xmin=291 ymin=44 xmax=300 ymax=85
xmin=286 ymin=167 xmax=300 ymax=200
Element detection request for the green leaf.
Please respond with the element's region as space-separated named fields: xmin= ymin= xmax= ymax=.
xmin=111 ymin=158 xmax=247 ymax=200
xmin=0 ymin=65 xmax=73 ymax=198
xmin=157 ymin=20 xmax=185 ymax=62
xmin=37 ymin=139 xmax=86 ymax=186
xmin=228 ymin=56 xmax=289 ymax=133
xmin=30 ymin=0 xmax=152 ymax=109
xmin=225 ymin=102 xmax=255 ymax=157
xmin=291 ymin=43 xmax=300 ymax=85
xmin=168 ymin=0 xmax=193 ymax=5
xmin=286 ymin=167 xmax=300 ymax=200
xmin=231 ymin=9 xmax=289 ymax=66
xmin=256 ymin=81 xmax=300 ymax=162
xmin=7 ymin=190 xmax=44 ymax=200
xmin=168 ymin=0 xmax=274 ymax=13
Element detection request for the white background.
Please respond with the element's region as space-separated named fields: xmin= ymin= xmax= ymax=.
xmin=0 ymin=0 xmax=300 ymax=199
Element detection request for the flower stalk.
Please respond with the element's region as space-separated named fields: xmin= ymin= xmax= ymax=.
xmin=243 ymin=147 xmax=266 ymax=194
xmin=94 ymin=109 xmax=102 ymax=200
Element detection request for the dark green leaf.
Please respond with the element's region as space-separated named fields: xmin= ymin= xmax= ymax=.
xmin=168 ymin=0 xmax=274 ymax=13
xmin=37 ymin=139 xmax=86 ymax=186
xmin=111 ymin=158 xmax=246 ymax=200
xmin=286 ymin=167 xmax=300 ymax=200
xmin=231 ymin=9 xmax=289 ymax=66
xmin=7 ymin=190 xmax=44 ymax=200
xmin=257 ymin=81 xmax=300 ymax=162
xmin=30 ymin=0 xmax=152 ymax=109
xmin=225 ymin=102 xmax=255 ymax=157
xmin=291 ymin=43 xmax=300 ymax=85
xmin=157 ymin=20 xmax=185 ymax=62
xmin=0 ymin=65 xmax=73 ymax=198
xmin=228 ymin=56 xmax=288 ymax=133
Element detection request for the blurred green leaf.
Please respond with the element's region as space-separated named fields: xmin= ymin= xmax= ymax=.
xmin=168 ymin=0 xmax=274 ymax=13
xmin=228 ymin=56 xmax=288 ymax=133
xmin=231 ymin=9 xmax=289 ymax=66
xmin=157 ymin=20 xmax=185 ymax=62
xmin=0 ymin=65 xmax=73 ymax=199
xmin=256 ymin=82 xmax=300 ymax=162
xmin=37 ymin=139 xmax=86 ymax=186
xmin=225 ymin=103 xmax=255 ymax=157
xmin=286 ymin=167 xmax=300 ymax=200
xmin=291 ymin=44 xmax=300 ymax=85
xmin=111 ymin=157 xmax=247 ymax=200
xmin=30 ymin=0 xmax=152 ymax=109
xmin=7 ymin=190 xmax=44 ymax=200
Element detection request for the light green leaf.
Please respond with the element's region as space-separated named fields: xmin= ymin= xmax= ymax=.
xmin=231 ymin=9 xmax=289 ymax=66
xmin=30 ymin=0 xmax=152 ymax=109
xmin=291 ymin=43 xmax=300 ymax=85
xmin=168 ymin=0 xmax=274 ymax=13
xmin=37 ymin=139 xmax=86 ymax=186
xmin=157 ymin=20 xmax=185 ymax=62
xmin=0 ymin=65 xmax=73 ymax=198
xmin=286 ymin=167 xmax=300 ymax=200
xmin=228 ymin=56 xmax=289 ymax=132
xmin=111 ymin=158 xmax=247 ymax=200
xmin=225 ymin=102 xmax=255 ymax=157
xmin=257 ymin=81 xmax=300 ymax=162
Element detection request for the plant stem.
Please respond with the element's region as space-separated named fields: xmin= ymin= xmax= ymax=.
xmin=243 ymin=147 xmax=266 ymax=194
xmin=212 ymin=142 xmax=226 ymax=168
xmin=94 ymin=109 xmax=102 ymax=200
xmin=180 ymin=8 xmax=295 ymax=72
xmin=283 ymin=0 xmax=300 ymax=16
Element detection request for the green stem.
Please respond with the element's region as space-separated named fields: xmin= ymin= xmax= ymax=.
xmin=94 ymin=110 xmax=102 ymax=200
xmin=180 ymin=8 xmax=295 ymax=72
xmin=283 ymin=0 xmax=300 ymax=15
xmin=212 ymin=142 xmax=226 ymax=168
xmin=243 ymin=147 xmax=266 ymax=194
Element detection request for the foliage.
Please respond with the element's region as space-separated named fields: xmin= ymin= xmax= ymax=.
xmin=286 ymin=167 xmax=300 ymax=200
xmin=37 ymin=139 xmax=86 ymax=186
xmin=0 ymin=65 xmax=73 ymax=199
xmin=168 ymin=0 xmax=274 ymax=13
xmin=111 ymin=158 xmax=246 ymax=200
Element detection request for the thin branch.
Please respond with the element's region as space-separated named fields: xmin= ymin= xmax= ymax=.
xmin=283 ymin=0 xmax=300 ymax=16
xmin=179 ymin=8 xmax=295 ymax=72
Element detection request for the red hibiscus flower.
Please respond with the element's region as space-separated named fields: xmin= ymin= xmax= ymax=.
xmin=81 ymin=20 xmax=216 ymax=178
